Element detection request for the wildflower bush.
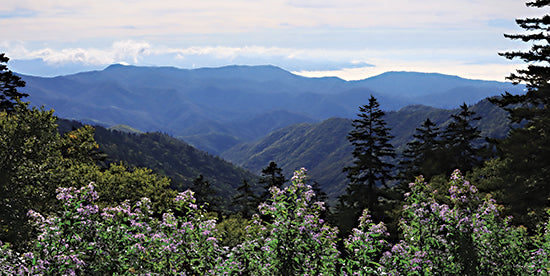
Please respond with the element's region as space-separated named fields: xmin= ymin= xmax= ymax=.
xmin=1 ymin=168 xmax=549 ymax=275
xmin=0 ymin=183 xmax=235 ymax=275
xmin=236 ymin=168 xmax=340 ymax=275
xmin=379 ymin=170 xmax=527 ymax=275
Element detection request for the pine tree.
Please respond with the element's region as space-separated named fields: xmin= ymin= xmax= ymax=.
xmin=191 ymin=174 xmax=219 ymax=212
xmin=232 ymin=179 xmax=259 ymax=217
xmin=259 ymin=161 xmax=286 ymax=201
xmin=399 ymin=118 xmax=440 ymax=182
xmin=0 ymin=53 xmax=28 ymax=113
xmin=340 ymin=95 xmax=395 ymax=222
xmin=440 ymin=103 xmax=483 ymax=173
xmin=486 ymin=0 xmax=550 ymax=228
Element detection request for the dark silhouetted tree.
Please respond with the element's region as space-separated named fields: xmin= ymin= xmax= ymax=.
xmin=440 ymin=103 xmax=483 ymax=173
xmin=311 ymin=180 xmax=328 ymax=204
xmin=259 ymin=161 xmax=286 ymax=201
xmin=399 ymin=118 xmax=441 ymax=182
xmin=484 ymin=0 xmax=550 ymax=228
xmin=339 ymin=95 xmax=395 ymax=227
xmin=191 ymin=174 xmax=219 ymax=212
xmin=232 ymin=179 xmax=259 ymax=217
xmin=0 ymin=53 xmax=28 ymax=113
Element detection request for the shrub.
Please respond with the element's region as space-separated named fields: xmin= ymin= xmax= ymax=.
xmin=0 ymin=169 xmax=542 ymax=275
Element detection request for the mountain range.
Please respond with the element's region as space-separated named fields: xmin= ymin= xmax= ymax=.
xmin=20 ymin=65 xmax=523 ymax=155
xmin=17 ymin=65 xmax=519 ymax=203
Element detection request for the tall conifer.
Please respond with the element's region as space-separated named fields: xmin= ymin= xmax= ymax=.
xmin=341 ymin=95 xmax=395 ymax=222
xmin=232 ymin=179 xmax=259 ymax=217
xmin=486 ymin=0 xmax=550 ymax=227
xmin=399 ymin=118 xmax=440 ymax=182
xmin=440 ymin=103 xmax=483 ymax=173
xmin=259 ymin=161 xmax=286 ymax=201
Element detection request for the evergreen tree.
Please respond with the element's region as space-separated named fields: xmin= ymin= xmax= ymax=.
xmin=485 ymin=0 xmax=550 ymax=228
xmin=232 ymin=179 xmax=259 ymax=217
xmin=0 ymin=53 xmax=28 ymax=113
xmin=191 ymin=174 xmax=219 ymax=212
xmin=259 ymin=161 xmax=286 ymax=201
xmin=440 ymin=103 xmax=483 ymax=173
xmin=340 ymin=95 xmax=395 ymax=223
xmin=399 ymin=118 xmax=441 ymax=182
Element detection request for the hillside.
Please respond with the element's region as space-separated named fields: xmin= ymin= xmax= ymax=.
xmin=221 ymin=99 xmax=510 ymax=202
xmin=20 ymin=65 xmax=523 ymax=154
xmin=57 ymin=119 xmax=259 ymax=208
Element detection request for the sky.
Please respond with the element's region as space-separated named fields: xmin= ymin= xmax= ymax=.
xmin=0 ymin=0 xmax=545 ymax=81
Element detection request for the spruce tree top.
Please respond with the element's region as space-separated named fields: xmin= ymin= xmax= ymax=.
xmin=0 ymin=53 xmax=28 ymax=113
xmin=491 ymin=1 xmax=550 ymax=124
xmin=345 ymin=95 xmax=395 ymax=187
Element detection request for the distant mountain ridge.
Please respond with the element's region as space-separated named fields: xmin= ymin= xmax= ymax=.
xmin=20 ymin=64 xmax=523 ymax=154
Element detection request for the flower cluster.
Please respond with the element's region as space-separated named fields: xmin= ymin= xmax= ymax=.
xmin=342 ymin=209 xmax=390 ymax=275
xmin=1 ymin=183 xmax=235 ymax=275
xmin=1 ymin=169 xmax=548 ymax=275
xmin=237 ymin=167 xmax=340 ymax=275
xmin=378 ymin=171 xmax=527 ymax=275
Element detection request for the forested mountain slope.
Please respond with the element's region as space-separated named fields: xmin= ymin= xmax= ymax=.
xmin=221 ymin=99 xmax=509 ymax=201
xmin=57 ymin=119 xmax=259 ymax=208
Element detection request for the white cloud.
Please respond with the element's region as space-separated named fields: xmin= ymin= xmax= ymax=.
xmin=6 ymin=42 xmax=369 ymax=67
xmin=294 ymin=60 xmax=525 ymax=82
xmin=5 ymin=41 xmax=152 ymax=65
xmin=3 ymin=39 xmax=527 ymax=81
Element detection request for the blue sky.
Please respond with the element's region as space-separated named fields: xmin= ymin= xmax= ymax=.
xmin=0 ymin=0 xmax=544 ymax=80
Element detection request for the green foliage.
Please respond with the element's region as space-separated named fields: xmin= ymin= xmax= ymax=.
xmin=0 ymin=169 xmax=547 ymax=275
xmin=60 ymin=119 xmax=259 ymax=210
xmin=2 ymin=184 xmax=235 ymax=275
xmin=527 ymin=210 xmax=550 ymax=274
xmin=380 ymin=171 xmax=528 ymax=275
xmin=0 ymin=104 xmax=177 ymax=249
xmin=237 ymin=168 xmax=340 ymax=275
xmin=0 ymin=103 xmax=78 ymax=248
xmin=216 ymin=213 xmax=251 ymax=248
xmin=340 ymin=209 xmax=390 ymax=274
xmin=92 ymin=163 xmax=176 ymax=213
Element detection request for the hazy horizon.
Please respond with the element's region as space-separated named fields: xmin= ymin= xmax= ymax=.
xmin=1 ymin=0 xmax=544 ymax=81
